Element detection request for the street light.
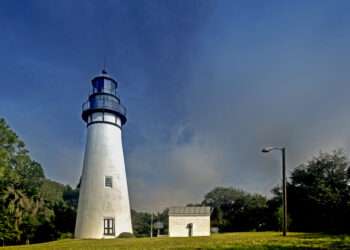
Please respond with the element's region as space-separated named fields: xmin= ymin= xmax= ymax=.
xmin=262 ymin=146 xmax=287 ymax=236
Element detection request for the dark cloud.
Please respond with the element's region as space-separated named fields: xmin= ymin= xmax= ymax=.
xmin=1 ymin=1 xmax=350 ymax=210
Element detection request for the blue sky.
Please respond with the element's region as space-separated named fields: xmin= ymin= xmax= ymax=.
xmin=1 ymin=0 xmax=350 ymax=210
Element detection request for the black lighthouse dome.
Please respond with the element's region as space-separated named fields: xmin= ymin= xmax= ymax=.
xmin=82 ymin=70 xmax=127 ymax=126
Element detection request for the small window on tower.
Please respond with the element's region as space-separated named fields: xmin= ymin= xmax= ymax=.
xmin=105 ymin=176 xmax=113 ymax=188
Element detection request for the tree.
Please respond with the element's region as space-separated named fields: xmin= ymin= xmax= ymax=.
xmin=202 ymin=187 xmax=269 ymax=232
xmin=286 ymin=150 xmax=350 ymax=233
xmin=0 ymin=118 xmax=51 ymax=244
xmin=1 ymin=186 xmax=53 ymax=243
xmin=131 ymin=210 xmax=152 ymax=237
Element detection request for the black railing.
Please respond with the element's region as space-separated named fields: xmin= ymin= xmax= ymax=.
xmin=91 ymin=88 xmax=120 ymax=98
xmin=82 ymin=98 xmax=127 ymax=116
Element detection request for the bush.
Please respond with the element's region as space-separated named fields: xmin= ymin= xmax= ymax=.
xmin=59 ymin=232 xmax=73 ymax=239
xmin=118 ymin=232 xmax=135 ymax=238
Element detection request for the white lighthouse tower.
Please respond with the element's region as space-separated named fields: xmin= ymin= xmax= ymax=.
xmin=75 ymin=69 xmax=133 ymax=238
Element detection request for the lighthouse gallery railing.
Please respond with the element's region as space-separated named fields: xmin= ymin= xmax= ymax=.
xmin=82 ymin=98 xmax=127 ymax=116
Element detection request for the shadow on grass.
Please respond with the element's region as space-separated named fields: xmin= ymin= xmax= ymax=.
xmin=206 ymin=246 xmax=322 ymax=250
xmin=292 ymin=233 xmax=348 ymax=239
xmin=291 ymin=233 xmax=327 ymax=239
xmin=328 ymin=241 xmax=350 ymax=250
xmin=263 ymin=247 xmax=322 ymax=250
xmin=291 ymin=233 xmax=350 ymax=250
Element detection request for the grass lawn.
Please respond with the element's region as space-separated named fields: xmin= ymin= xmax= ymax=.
xmin=3 ymin=232 xmax=350 ymax=250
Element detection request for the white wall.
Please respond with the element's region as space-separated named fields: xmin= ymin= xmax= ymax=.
xmin=75 ymin=118 xmax=133 ymax=239
xmin=169 ymin=216 xmax=210 ymax=237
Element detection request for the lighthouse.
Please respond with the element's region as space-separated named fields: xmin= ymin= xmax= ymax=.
xmin=75 ymin=69 xmax=133 ymax=238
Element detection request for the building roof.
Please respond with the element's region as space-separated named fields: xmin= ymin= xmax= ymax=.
xmin=168 ymin=206 xmax=211 ymax=216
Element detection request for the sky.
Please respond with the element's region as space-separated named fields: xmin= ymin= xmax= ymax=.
xmin=1 ymin=0 xmax=350 ymax=211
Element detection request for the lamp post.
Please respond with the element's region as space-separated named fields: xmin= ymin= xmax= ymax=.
xmin=150 ymin=213 xmax=153 ymax=238
xmin=262 ymin=146 xmax=287 ymax=236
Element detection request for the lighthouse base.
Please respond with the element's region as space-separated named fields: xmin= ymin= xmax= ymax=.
xmin=75 ymin=121 xmax=133 ymax=239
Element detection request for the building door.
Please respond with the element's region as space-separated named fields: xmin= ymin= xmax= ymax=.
xmin=187 ymin=223 xmax=193 ymax=237
xmin=104 ymin=218 xmax=115 ymax=236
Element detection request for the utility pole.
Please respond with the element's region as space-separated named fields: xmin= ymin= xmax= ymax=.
xmin=150 ymin=213 xmax=153 ymax=238
xmin=157 ymin=213 xmax=160 ymax=237
xmin=282 ymin=148 xmax=287 ymax=236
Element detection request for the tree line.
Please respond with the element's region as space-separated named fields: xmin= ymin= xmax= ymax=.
xmin=134 ymin=149 xmax=350 ymax=236
xmin=0 ymin=118 xmax=78 ymax=245
xmin=0 ymin=117 xmax=349 ymax=245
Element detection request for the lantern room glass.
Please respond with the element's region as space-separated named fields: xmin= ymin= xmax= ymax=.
xmin=92 ymin=78 xmax=117 ymax=95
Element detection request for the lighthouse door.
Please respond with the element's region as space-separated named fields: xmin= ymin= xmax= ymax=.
xmin=104 ymin=218 xmax=115 ymax=236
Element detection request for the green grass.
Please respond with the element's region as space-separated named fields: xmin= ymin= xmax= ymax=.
xmin=4 ymin=232 xmax=350 ymax=250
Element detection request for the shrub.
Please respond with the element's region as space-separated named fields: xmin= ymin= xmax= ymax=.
xmin=59 ymin=232 xmax=73 ymax=239
xmin=118 ymin=232 xmax=135 ymax=238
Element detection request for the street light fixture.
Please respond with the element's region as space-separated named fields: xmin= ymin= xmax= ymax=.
xmin=261 ymin=146 xmax=287 ymax=236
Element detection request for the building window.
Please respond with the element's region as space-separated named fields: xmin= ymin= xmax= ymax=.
xmin=104 ymin=218 xmax=115 ymax=236
xmin=105 ymin=176 xmax=113 ymax=188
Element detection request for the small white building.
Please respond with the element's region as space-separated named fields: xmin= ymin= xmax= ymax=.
xmin=168 ymin=206 xmax=211 ymax=237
